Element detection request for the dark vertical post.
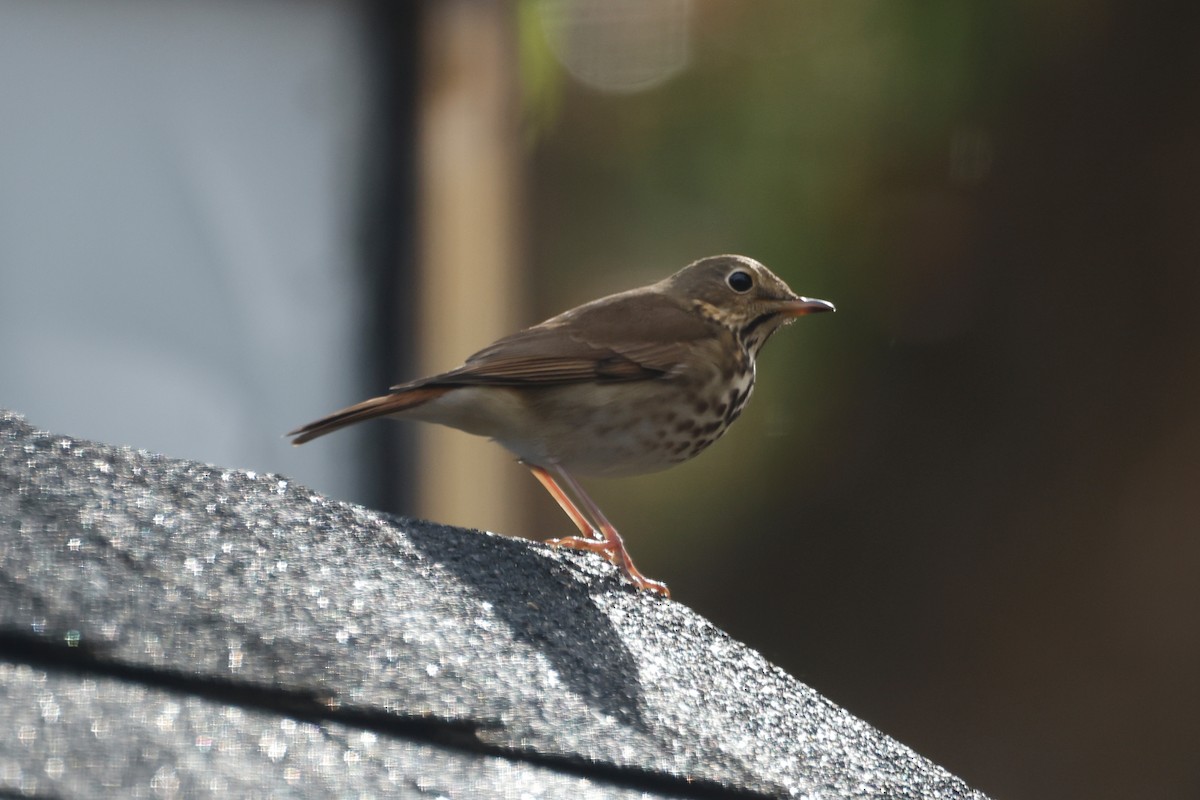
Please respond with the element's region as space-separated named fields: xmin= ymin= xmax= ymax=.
xmin=359 ymin=1 xmax=422 ymax=515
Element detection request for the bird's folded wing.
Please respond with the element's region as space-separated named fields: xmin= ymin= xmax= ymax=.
xmin=393 ymin=295 xmax=715 ymax=389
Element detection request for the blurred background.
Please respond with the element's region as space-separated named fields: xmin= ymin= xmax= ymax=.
xmin=3 ymin=1 xmax=1199 ymax=798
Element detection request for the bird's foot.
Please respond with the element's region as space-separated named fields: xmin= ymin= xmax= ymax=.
xmin=545 ymin=534 xmax=670 ymax=597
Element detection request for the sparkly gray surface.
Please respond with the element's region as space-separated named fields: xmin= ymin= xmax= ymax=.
xmin=0 ymin=410 xmax=988 ymax=799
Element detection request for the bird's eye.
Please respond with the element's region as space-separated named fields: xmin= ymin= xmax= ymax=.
xmin=726 ymin=270 xmax=753 ymax=293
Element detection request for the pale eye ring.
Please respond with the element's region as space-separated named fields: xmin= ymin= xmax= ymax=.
xmin=727 ymin=270 xmax=753 ymax=293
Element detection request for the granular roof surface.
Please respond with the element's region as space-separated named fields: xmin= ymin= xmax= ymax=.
xmin=0 ymin=410 xmax=988 ymax=798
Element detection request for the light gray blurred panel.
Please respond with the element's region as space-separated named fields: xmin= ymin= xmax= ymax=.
xmin=0 ymin=0 xmax=374 ymax=502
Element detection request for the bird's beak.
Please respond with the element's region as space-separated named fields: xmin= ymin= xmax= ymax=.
xmin=776 ymin=296 xmax=836 ymax=317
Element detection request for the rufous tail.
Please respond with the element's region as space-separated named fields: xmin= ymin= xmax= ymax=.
xmin=288 ymin=386 xmax=449 ymax=445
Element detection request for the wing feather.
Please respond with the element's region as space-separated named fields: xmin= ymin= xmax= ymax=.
xmin=392 ymin=291 xmax=715 ymax=390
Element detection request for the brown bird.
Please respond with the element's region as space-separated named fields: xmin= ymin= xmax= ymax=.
xmin=289 ymin=255 xmax=833 ymax=596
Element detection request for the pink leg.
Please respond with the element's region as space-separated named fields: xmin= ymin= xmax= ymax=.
xmin=525 ymin=463 xmax=669 ymax=597
xmin=526 ymin=463 xmax=595 ymax=539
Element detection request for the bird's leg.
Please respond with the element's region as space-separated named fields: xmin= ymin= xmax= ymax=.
xmin=524 ymin=462 xmax=597 ymax=541
xmin=525 ymin=462 xmax=669 ymax=597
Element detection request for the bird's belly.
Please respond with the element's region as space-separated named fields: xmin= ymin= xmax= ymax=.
xmin=403 ymin=372 xmax=752 ymax=477
xmin=516 ymin=378 xmax=744 ymax=477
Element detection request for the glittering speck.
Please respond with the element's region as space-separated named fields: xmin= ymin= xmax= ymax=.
xmin=228 ymin=645 xmax=244 ymax=672
xmin=150 ymin=765 xmax=180 ymax=798
xmin=259 ymin=732 xmax=288 ymax=761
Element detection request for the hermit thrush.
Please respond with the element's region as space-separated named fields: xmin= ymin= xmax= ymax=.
xmin=289 ymin=255 xmax=833 ymax=596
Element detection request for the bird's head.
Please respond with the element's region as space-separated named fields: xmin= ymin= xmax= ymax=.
xmin=664 ymin=254 xmax=834 ymax=353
